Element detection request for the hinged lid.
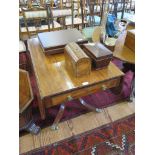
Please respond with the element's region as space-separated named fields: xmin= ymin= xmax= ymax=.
xmin=83 ymin=43 xmax=113 ymax=60
xmin=38 ymin=29 xmax=88 ymax=51
xmin=65 ymin=42 xmax=90 ymax=63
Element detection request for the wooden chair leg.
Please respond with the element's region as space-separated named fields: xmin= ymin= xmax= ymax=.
xmin=121 ymin=0 xmax=126 ymax=19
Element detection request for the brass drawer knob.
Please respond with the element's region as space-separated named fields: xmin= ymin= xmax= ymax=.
xmin=101 ymin=85 xmax=106 ymax=90
xmin=67 ymin=95 xmax=73 ymax=101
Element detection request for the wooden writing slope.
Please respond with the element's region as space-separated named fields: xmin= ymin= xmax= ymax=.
xmin=28 ymin=38 xmax=124 ymax=130
xmin=38 ymin=29 xmax=88 ymax=55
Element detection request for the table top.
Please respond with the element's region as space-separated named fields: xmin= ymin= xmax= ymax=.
xmin=113 ymin=30 xmax=135 ymax=64
xmin=38 ymin=29 xmax=88 ymax=50
xmin=28 ymin=37 xmax=124 ymax=99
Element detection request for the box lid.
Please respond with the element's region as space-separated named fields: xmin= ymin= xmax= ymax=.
xmin=65 ymin=42 xmax=89 ymax=63
xmin=83 ymin=43 xmax=113 ymax=60
xmin=38 ymin=29 xmax=88 ymax=51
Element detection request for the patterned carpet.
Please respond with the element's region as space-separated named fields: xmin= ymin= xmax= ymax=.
xmin=21 ymin=115 xmax=135 ymax=155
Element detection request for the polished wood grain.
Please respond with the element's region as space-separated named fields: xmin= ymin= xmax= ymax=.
xmin=28 ymin=37 xmax=124 ymax=119
xmin=113 ymin=30 xmax=135 ymax=64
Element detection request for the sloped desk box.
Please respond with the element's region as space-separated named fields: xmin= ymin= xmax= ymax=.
xmin=64 ymin=42 xmax=91 ymax=77
xmin=38 ymin=29 xmax=88 ymax=55
xmin=82 ymin=43 xmax=113 ymax=70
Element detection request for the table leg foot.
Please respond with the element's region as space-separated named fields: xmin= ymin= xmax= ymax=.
xmin=50 ymin=103 xmax=66 ymax=131
xmin=26 ymin=122 xmax=41 ymax=135
xmin=79 ymin=98 xmax=102 ymax=113
xmin=96 ymin=108 xmax=102 ymax=113
xmin=51 ymin=124 xmax=59 ymax=130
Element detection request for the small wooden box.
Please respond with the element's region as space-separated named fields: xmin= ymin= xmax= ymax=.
xmin=125 ymin=29 xmax=135 ymax=52
xmin=82 ymin=43 xmax=113 ymax=70
xmin=64 ymin=42 xmax=91 ymax=77
xmin=38 ymin=29 xmax=88 ymax=55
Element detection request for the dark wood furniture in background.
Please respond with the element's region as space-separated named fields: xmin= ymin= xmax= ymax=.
xmin=28 ymin=35 xmax=124 ymax=130
xmin=108 ymin=0 xmax=135 ymax=19
xmin=22 ymin=7 xmax=49 ymax=38
xmin=19 ymin=69 xmax=41 ymax=134
xmin=80 ymin=0 xmax=104 ymax=42
xmin=19 ymin=0 xmax=135 ymax=40
xmin=20 ymin=6 xmax=62 ymax=39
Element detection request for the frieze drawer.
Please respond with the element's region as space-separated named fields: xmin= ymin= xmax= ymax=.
xmin=45 ymin=77 xmax=121 ymax=108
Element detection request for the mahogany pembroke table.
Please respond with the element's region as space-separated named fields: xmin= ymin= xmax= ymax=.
xmin=28 ymin=31 xmax=124 ymax=130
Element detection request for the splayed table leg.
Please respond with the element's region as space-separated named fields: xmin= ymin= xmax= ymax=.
xmin=51 ymin=103 xmax=66 ymax=130
xmin=79 ymin=98 xmax=102 ymax=113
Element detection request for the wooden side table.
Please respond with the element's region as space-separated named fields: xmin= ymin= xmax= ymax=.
xmin=28 ymin=37 xmax=124 ymax=130
xmin=19 ymin=69 xmax=41 ymax=135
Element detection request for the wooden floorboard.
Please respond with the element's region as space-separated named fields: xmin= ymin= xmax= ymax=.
xmin=19 ymin=101 xmax=135 ymax=154
xmin=34 ymin=121 xmax=72 ymax=147
xmin=19 ymin=134 xmax=35 ymax=154
xmin=106 ymin=101 xmax=135 ymax=121
xmin=67 ymin=109 xmax=110 ymax=136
